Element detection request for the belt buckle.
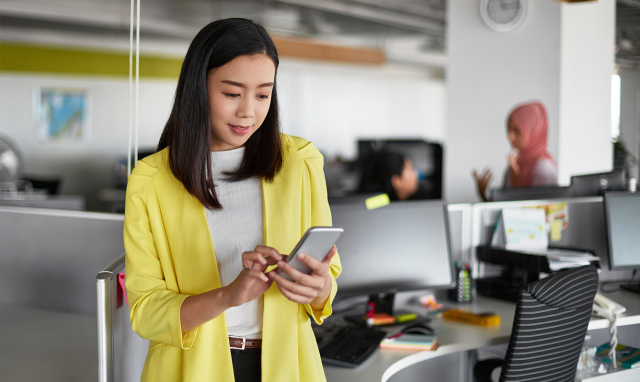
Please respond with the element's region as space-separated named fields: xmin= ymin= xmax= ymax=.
xmin=230 ymin=336 xmax=246 ymax=350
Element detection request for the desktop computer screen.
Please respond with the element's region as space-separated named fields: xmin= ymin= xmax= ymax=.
xmin=603 ymin=192 xmax=640 ymax=293
xmin=571 ymin=170 xmax=625 ymax=197
xmin=329 ymin=200 xmax=453 ymax=298
xmin=357 ymin=139 xmax=443 ymax=199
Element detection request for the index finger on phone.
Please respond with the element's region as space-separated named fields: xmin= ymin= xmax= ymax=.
xmin=255 ymin=245 xmax=283 ymax=262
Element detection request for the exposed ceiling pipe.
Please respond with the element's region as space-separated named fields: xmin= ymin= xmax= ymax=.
xmin=0 ymin=3 xmax=197 ymax=40
xmin=348 ymin=0 xmax=446 ymax=20
xmin=275 ymin=0 xmax=445 ymax=35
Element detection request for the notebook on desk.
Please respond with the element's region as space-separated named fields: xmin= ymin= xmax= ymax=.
xmin=380 ymin=333 xmax=438 ymax=351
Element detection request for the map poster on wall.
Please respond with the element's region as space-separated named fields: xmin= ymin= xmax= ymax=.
xmin=33 ymin=87 xmax=90 ymax=143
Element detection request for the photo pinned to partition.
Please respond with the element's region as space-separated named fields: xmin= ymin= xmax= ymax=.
xmin=33 ymin=87 xmax=91 ymax=143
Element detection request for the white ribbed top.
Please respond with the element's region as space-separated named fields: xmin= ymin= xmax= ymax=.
xmin=205 ymin=147 xmax=264 ymax=339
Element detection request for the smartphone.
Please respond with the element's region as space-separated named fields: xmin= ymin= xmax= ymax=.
xmin=279 ymin=227 xmax=343 ymax=281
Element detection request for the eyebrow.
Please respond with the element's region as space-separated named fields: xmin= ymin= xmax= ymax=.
xmin=221 ymin=80 xmax=274 ymax=88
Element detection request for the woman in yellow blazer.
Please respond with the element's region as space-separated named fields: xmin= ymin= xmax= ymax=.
xmin=124 ymin=19 xmax=341 ymax=382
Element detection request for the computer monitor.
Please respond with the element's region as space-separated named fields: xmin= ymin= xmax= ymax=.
xmin=490 ymin=186 xmax=572 ymax=202
xmin=603 ymin=192 xmax=640 ymax=294
xmin=571 ymin=170 xmax=625 ymax=197
xmin=357 ymin=139 xmax=443 ymax=199
xmin=330 ymin=200 xmax=453 ymax=309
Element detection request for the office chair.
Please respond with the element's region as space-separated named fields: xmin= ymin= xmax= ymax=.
xmin=473 ymin=265 xmax=598 ymax=382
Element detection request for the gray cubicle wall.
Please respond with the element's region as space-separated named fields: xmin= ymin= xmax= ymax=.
xmin=447 ymin=204 xmax=472 ymax=266
xmin=471 ymin=197 xmax=634 ymax=282
xmin=0 ymin=206 xmax=125 ymax=315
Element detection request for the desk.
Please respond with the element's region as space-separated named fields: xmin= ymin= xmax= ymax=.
xmin=324 ymin=290 xmax=640 ymax=382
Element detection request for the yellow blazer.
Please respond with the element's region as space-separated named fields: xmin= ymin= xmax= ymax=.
xmin=124 ymin=134 xmax=341 ymax=382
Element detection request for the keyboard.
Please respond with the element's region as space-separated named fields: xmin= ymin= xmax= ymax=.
xmin=318 ymin=324 xmax=387 ymax=368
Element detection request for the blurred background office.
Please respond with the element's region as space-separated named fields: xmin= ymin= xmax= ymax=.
xmin=1 ymin=0 xmax=636 ymax=211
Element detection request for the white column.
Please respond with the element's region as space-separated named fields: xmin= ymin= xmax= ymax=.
xmin=618 ymin=68 xmax=640 ymax=180
xmin=557 ymin=0 xmax=615 ymax=183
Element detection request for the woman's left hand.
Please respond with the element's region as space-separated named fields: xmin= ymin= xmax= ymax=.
xmin=268 ymin=246 xmax=337 ymax=310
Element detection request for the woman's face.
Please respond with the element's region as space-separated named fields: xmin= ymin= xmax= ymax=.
xmin=206 ymin=54 xmax=276 ymax=151
xmin=507 ymin=118 xmax=524 ymax=151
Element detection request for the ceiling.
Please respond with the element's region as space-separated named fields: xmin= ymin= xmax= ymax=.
xmin=0 ymin=0 xmax=639 ymax=68
xmin=0 ymin=0 xmax=445 ymax=46
xmin=0 ymin=0 xmax=447 ymax=68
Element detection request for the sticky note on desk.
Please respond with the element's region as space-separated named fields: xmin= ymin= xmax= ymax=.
xmin=365 ymin=194 xmax=390 ymax=210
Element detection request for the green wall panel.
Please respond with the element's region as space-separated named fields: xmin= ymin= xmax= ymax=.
xmin=0 ymin=43 xmax=183 ymax=79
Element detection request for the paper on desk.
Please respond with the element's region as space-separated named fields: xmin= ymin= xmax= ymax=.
xmin=547 ymin=260 xmax=592 ymax=271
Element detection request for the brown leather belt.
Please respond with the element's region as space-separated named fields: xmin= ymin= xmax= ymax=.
xmin=229 ymin=336 xmax=262 ymax=350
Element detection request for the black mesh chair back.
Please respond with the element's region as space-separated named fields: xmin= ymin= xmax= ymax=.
xmin=499 ymin=265 xmax=598 ymax=382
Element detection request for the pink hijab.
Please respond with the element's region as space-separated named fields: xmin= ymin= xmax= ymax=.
xmin=508 ymin=102 xmax=555 ymax=187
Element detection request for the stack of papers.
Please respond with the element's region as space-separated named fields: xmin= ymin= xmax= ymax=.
xmin=380 ymin=333 xmax=437 ymax=351
xmin=527 ymin=249 xmax=599 ymax=271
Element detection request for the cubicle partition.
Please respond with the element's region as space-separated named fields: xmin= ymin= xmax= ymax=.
xmin=97 ymin=255 xmax=148 ymax=382
xmin=446 ymin=204 xmax=472 ymax=267
xmin=0 ymin=206 xmax=125 ymax=314
xmin=469 ymin=197 xmax=634 ymax=282
xmin=0 ymin=206 xmax=129 ymax=381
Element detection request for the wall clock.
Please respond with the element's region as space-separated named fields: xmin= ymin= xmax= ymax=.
xmin=480 ymin=0 xmax=528 ymax=32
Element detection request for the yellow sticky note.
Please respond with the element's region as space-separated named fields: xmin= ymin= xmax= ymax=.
xmin=365 ymin=194 xmax=390 ymax=210
xmin=550 ymin=220 xmax=562 ymax=241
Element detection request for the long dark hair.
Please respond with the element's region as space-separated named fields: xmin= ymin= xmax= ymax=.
xmin=158 ymin=18 xmax=283 ymax=210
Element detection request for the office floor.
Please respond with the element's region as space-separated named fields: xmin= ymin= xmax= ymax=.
xmin=0 ymin=304 xmax=97 ymax=382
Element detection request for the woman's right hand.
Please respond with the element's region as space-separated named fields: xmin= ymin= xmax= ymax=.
xmin=180 ymin=246 xmax=282 ymax=332
xmin=223 ymin=245 xmax=282 ymax=307
xmin=473 ymin=168 xmax=493 ymax=202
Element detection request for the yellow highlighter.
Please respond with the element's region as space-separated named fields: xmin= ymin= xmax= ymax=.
xmin=395 ymin=313 xmax=418 ymax=323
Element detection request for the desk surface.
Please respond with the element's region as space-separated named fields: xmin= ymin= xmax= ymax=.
xmin=324 ymin=289 xmax=640 ymax=382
